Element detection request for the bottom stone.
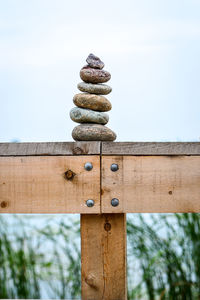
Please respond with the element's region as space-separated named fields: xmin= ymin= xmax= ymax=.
xmin=72 ymin=124 xmax=117 ymax=141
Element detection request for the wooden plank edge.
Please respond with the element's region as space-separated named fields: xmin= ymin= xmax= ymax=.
xmin=2 ymin=141 xmax=200 ymax=156
xmin=0 ymin=142 xmax=101 ymax=156
xmin=102 ymin=142 xmax=200 ymax=155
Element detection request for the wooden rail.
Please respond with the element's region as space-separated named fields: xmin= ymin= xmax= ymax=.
xmin=0 ymin=141 xmax=200 ymax=299
xmin=1 ymin=142 xmax=200 ymax=214
xmin=1 ymin=141 xmax=200 ymax=156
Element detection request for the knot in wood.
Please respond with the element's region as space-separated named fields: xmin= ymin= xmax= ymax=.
xmin=104 ymin=222 xmax=111 ymax=231
xmin=64 ymin=169 xmax=76 ymax=180
xmin=85 ymin=274 xmax=98 ymax=290
xmin=1 ymin=201 xmax=8 ymax=208
xmin=72 ymin=147 xmax=84 ymax=155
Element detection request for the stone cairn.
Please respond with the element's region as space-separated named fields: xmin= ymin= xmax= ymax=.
xmin=70 ymin=54 xmax=116 ymax=141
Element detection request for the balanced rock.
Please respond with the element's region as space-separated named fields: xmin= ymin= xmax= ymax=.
xmin=70 ymin=107 xmax=109 ymax=125
xmin=86 ymin=53 xmax=104 ymax=69
xmin=73 ymin=93 xmax=112 ymax=112
xmin=80 ymin=66 xmax=111 ymax=84
xmin=72 ymin=124 xmax=116 ymax=141
xmin=77 ymin=82 xmax=112 ymax=95
xmin=70 ymin=54 xmax=116 ymax=142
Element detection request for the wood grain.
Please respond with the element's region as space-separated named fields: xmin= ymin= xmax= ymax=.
xmin=0 ymin=156 xmax=100 ymax=213
xmin=102 ymin=156 xmax=200 ymax=213
xmin=102 ymin=142 xmax=200 ymax=155
xmin=81 ymin=214 xmax=127 ymax=300
xmin=0 ymin=142 xmax=100 ymax=156
xmin=1 ymin=142 xmax=200 ymax=156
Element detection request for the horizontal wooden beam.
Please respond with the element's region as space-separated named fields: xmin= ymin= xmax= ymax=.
xmin=102 ymin=142 xmax=200 ymax=155
xmin=0 ymin=142 xmax=100 ymax=156
xmin=102 ymin=156 xmax=200 ymax=213
xmin=0 ymin=156 xmax=100 ymax=213
xmin=1 ymin=142 xmax=200 ymax=156
xmin=1 ymin=142 xmax=200 ymax=214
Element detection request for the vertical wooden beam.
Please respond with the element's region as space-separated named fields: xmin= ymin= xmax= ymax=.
xmin=81 ymin=214 xmax=127 ymax=300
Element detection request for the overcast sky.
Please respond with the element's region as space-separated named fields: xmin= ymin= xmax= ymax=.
xmin=0 ymin=0 xmax=200 ymax=142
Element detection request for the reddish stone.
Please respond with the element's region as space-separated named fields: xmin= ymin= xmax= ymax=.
xmin=86 ymin=53 xmax=104 ymax=69
xmin=80 ymin=66 xmax=111 ymax=84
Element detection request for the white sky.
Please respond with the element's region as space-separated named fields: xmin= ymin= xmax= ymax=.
xmin=0 ymin=0 xmax=200 ymax=142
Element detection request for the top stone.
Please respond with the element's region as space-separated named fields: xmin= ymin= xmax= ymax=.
xmin=86 ymin=53 xmax=104 ymax=69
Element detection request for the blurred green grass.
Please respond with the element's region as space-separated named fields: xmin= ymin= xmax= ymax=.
xmin=0 ymin=213 xmax=200 ymax=299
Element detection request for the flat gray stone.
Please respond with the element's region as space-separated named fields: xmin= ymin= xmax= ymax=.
xmin=86 ymin=53 xmax=104 ymax=69
xmin=80 ymin=66 xmax=111 ymax=84
xmin=72 ymin=124 xmax=117 ymax=141
xmin=77 ymin=82 xmax=112 ymax=95
xmin=70 ymin=107 xmax=109 ymax=125
xmin=73 ymin=93 xmax=112 ymax=112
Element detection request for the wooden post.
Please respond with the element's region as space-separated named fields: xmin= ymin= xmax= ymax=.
xmin=81 ymin=214 xmax=127 ymax=300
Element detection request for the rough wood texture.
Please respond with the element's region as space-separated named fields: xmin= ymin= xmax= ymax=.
xmin=102 ymin=142 xmax=200 ymax=155
xmin=0 ymin=156 xmax=100 ymax=213
xmin=102 ymin=156 xmax=200 ymax=213
xmin=81 ymin=214 xmax=127 ymax=300
xmin=1 ymin=142 xmax=200 ymax=156
xmin=0 ymin=142 xmax=100 ymax=156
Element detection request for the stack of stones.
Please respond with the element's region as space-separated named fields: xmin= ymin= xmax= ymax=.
xmin=70 ymin=54 xmax=116 ymax=141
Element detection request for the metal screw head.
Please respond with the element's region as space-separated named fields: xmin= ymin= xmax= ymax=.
xmin=84 ymin=162 xmax=93 ymax=171
xmin=111 ymin=198 xmax=119 ymax=207
xmin=110 ymin=163 xmax=119 ymax=172
xmin=86 ymin=199 xmax=94 ymax=207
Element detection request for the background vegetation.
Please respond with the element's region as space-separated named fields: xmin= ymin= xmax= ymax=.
xmin=0 ymin=213 xmax=200 ymax=299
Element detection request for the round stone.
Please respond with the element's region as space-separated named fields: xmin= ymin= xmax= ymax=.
xmin=72 ymin=124 xmax=117 ymax=141
xmin=80 ymin=66 xmax=111 ymax=84
xmin=70 ymin=107 xmax=109 ymax=125
xmin=86 ymin=53 xmax=104 ymax=69
xmin=77 ymin=82 xmax=112 ymax=95
xmin=73 ymin=93 xmax=112 ymax=112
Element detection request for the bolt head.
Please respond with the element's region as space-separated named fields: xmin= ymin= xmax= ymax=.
xmin=111 ymin=198 xmax=119 ymax=207
xmin=110 ymin=163 xmax=119 ymax=172
xmin=86 ymin=199 xmax=94 ymax=207
xmin=84 ymin=162 xmax=93 ymax=171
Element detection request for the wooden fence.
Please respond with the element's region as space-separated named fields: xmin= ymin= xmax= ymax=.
xmin=0 ymin=141 xmax=200 ymax=299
